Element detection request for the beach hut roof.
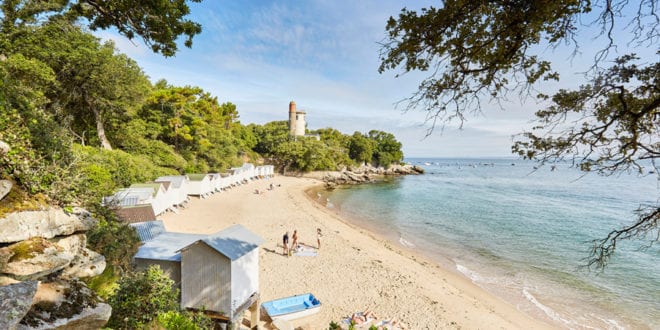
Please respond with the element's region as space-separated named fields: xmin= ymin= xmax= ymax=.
xmin=156 ymin=175 xmax=189 ymax=188
xmin=130 ymin=220 xmax=166 ymax=242
xmin=187 ymin=173 xmax=209 ymax=181
xmin=130 ymin=183 xmax=163 ymax=196
xmin=135 ymin=232 xmax=206 ymax=261
xmin=114 ymin=204 xmax=157 ymax=223
xmin=181 ymin=224 xmax=264 ymax=261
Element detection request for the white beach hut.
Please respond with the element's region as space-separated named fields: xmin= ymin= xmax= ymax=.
xmin=133 ymin=231 xmax=206 ymax=288
xmin=179 ymin=224 xmax=264 ymax=323
xmin=241 ymin=163 xmax=256 ymax=180
xmin=130 ymin=183 xmax=169 ymax=216
xmin=186 ymin=173 xmax=214 ymax=197
xmin=155 ymin=175 xmax=190 ymax=207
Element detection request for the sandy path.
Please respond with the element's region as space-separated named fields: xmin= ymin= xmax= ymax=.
xmin=160 ymin=176 xmax=554 ymax=329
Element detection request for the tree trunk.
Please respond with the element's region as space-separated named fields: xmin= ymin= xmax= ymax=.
xmin=92 ymin=107 xmax=112 ymax=150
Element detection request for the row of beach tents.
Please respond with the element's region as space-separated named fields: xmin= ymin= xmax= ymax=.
xmin=102 ymin=163 xmax=275 ymax=223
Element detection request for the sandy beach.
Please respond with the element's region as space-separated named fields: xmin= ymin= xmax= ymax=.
xmin=160 ymin=175 xmax=555 ymax=329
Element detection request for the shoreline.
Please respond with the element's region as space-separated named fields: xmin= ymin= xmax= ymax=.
xmin=160 ymin=175 xmax=555 ymax=329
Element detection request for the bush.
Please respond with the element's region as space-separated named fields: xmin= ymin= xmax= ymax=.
xmin=107 ymin=265 xmax=179 ymax=329
xmin=86 ymin=205 xmax=141 ymax=273
xmin=156 ymin=310 xmax=214 ymax=330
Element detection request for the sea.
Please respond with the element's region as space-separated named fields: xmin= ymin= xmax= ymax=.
xmin=316 ymin=158 xmax=659 ymax=329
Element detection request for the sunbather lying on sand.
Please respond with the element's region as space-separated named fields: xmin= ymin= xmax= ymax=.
xmin=351 ymin=310 xmax=377 ymax=325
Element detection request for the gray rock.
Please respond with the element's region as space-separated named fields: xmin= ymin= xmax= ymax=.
xmin=60 ymin=248 xmax=105 ymax=279
xmin=17 ymin=303 xmax=111 ymax=330
xmin=0 ymin=235 xmax=87 ymax=281
xmin=0 ymin=140 xmax=9 ymax=154
xmin=0 ymin=180 xmax=12 ymax=201
xmin=0 ymin=209 xmax=96 ymax=244
xmin=0 ymin=281 xmax=38 ymax=330
xmin=0 ymin=238 xmax=75 ymax=281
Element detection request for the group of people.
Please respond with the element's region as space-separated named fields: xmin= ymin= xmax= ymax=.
xmin=282 ymin=228 xmax=322 ymax=256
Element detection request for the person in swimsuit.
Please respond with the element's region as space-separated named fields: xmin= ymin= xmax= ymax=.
xmin=317 ymin=228 xmax=322 ymax=249
xmin=282 ymin=231 xmax=289 ymax=256
xmin=291 ymin=229 xmax=299 ymax=251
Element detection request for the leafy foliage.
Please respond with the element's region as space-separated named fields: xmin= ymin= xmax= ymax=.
xmin=86 ymin=204 xmax=141 ymax=273
xmin=107 ymin=265 xmax=179 ymax=329
xmin=0 ymin=0 xmax=203 ymax=57
xmin=156 ymin=310 xmax=214 ymax=330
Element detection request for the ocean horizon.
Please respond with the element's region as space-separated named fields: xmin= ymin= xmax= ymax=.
xmin=319 ymin=158 xmax=659 ymax=329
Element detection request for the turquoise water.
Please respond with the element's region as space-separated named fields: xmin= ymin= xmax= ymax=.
xmin=321 ymin=158 xmax=659 ymax=329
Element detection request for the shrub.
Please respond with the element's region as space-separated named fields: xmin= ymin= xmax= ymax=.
xmin=156 ymin=310 xmax=214 ymax=330
xmin=86 ymin=205 xmax=141 ymax=273
xmin=107 ymin=265 xmax=179 ymax=329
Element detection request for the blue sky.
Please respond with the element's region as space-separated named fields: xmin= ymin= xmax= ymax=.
xmin=96 ymin=1 xmax=653 ymax=158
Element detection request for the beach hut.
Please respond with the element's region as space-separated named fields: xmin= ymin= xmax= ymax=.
xmin=133 ymin=231 xmax=206 ymax=287
xmin=155 ymin=175 xmax=190 ymax=207
xmin=187 ymin=173 xmax=214 ymax=197
xmin=130 ymin=220 xmax=166 ymax=242
xmin=241 ymin=163 xmax=256 ymax=180
xmin=179 ymin=224 xmax=264 ymax=324
xmin=208 ymin=173 xmax=222 ymax=192
xmin=130 ymin=183 xmax=169 ymax=216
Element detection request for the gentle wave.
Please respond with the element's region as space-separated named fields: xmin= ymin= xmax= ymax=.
xmin=399 ymin=236 xmax=415 ymax=248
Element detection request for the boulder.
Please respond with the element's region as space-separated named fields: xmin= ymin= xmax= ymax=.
xmin=0 ymin=209 xmax=96 ymax=244
xmin=0 ymin=281 xmax=38 ymax=330
xmin=18 ymin=279 xmax=110 ymax=330
xmin=17 ymin=303 xmax=111 ymax=330
xmin=60 ymin=248 xmax=105 ymax=279
xmin=0 ymin=180 xmax=12 ymax=201
xmin=0 ymin=237 xmax=75 ymax=281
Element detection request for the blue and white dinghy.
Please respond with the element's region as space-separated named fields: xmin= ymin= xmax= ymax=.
xmin=262 ymin=293 xmax=321 ymax=321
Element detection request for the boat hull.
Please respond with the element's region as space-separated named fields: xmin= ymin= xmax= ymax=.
xmin=262 ymin=293 xmax=321 ymax=321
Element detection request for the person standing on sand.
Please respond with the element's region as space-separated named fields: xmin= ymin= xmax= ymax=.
xmin=317 ymin=228 xmax=322 ymax=249
xmin=291 ymin=229 xmax=299 ymax=251
xmin=282 ymin=232 xmax=289 ymax=256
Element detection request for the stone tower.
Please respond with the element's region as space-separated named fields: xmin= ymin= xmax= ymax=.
xmin=288 ymin=101 xmax=306 ymax=136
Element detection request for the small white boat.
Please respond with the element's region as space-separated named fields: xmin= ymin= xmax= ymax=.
xmin=262 ymin=293 xmax=321 ymax=321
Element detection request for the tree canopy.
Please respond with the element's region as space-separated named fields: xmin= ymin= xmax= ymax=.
xmin=379 ymin=0 xmax=659 ymax=268
xmin=0 ymin=0 xmax=202 ymax=57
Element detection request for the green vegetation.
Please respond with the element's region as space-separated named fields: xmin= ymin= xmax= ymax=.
xmin=107 ymin=265 xmax=179 ymax=329
xmin=250 ymin=122 xmax=404 ymax=172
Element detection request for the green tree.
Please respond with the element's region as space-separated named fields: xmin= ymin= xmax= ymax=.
xmin=348 ymin=132 xmax=375 ymax=165
xmin=107 ymin=265 xmax=179 ymax=329
xmin=379 ymin=0 xmax=659 ymax=268
xmin=368 ymin=130 xmax=403 ymax=167
xmin=0 ymin=0 xmax=202 ymax=57
xmin=14 ymin=22 xmax=150 ymax=150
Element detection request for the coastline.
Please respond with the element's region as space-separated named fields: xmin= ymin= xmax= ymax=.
xmin=159 ymin=175 xmax=555 ymax=329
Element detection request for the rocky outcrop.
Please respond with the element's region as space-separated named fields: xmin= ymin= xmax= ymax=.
xmin=0 ymin=207 xmax=109 ymax=329
xmin=1 ymin=235 xmax=105 ymax=281
xmin=18 ymin=280 xmax=110 ymax=330
xmin=17 ymin=303 xmax=112 ymax=330
xmin=0 ymin=208 xmax=96 ymax=243
xmin=310 ymin=164 xmax=424 ymax=188
xmin=0 ymin=281 xmax=38 ymax=330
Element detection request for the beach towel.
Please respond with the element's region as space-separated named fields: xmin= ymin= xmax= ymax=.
xmin=293 ymin=247 xmax=318 ymax=257
xmin=374 ymin=319 xmax=401 ymax=330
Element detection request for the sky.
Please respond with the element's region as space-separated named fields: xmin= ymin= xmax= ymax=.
xmin=96 ymin=0 xmax=654 ymax=158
